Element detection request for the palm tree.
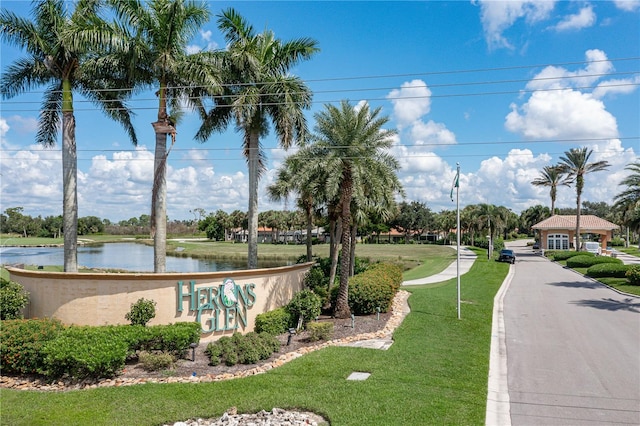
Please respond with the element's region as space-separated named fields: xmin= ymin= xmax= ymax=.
xmin=310 ymin=100 xmax=401 ymax=318
xmin=196 ymin=8 xmax=319 ymax=269
xmin=558 ymin=147 xmax=610 ymax=250
xmin=106 ymin=0 xmax=220 ymax=272
xmin=531 ymin=165 xmax=571 ymax=215
xmin=268 ymin=151 xmax=319 ymax=262
xmin=613 ymin=161 xmax=640 ymax=247
xmin=0 ymin=0 xmax=137 ymax=272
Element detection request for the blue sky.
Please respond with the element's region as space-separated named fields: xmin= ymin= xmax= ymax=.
xmin=1 ymin=0 xmax=639 ymax=222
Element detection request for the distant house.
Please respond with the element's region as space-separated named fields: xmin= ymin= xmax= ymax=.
xmin=532 ymin=215 xmax=619 ymax=251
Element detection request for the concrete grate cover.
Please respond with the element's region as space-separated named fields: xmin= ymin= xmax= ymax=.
xmin=347 ymin=372 xmax=371 ymax=381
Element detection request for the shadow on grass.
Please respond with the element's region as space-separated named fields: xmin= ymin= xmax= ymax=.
xmin=570 ymin=297 xmax=640 ymax=313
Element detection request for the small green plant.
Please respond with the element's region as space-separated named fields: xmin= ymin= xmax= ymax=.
xmin=254 ymin=307 xmax=293 ymax=335
xmin=138 ymin=351 xmax=175 ymax=371
xmin=307 ymin=322 xmax=333 ymax=342
xmin=286 ymin=289 xmax=322 ymax=327
xmin=205 ymin=332 xmax=280 ymax=366
xmin=125 ymin=298 xmax=157 ymax=326
xmin=626 ymin=265 xmax=640 ymax=285
xmin=0 ymin=277 xmax=29 ymax=320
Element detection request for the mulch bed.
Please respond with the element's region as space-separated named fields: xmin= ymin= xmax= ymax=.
xmin=119 ymin=311 xmax=392 ymax=380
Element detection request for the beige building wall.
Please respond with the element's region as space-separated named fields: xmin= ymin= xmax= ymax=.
xmin=8 ymin=262 xmax=312 ymax=342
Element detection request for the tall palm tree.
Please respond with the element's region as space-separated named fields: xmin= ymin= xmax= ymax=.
xmin=558 ymin=147 xmax=610 ymax=250
xmin=107 ymin=0 xmax=220 ymax=272
xmin=613 ymin=161 xmax=640 ymax=247
xmin=268 ymin=151 xmax=319 ymax=262
xmin=0 ymin=0 xmax=137 ymax=272
xmin=196 ymin=8 xmax=319 ymax=269
xmin=310 ymin=100 xmax=401 ymax=318
xmin=531 ymin=165 xmax=571 ymax=215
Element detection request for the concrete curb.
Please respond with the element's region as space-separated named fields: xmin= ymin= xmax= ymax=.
xmin=485 ymin=262 xmax=514 ymax=426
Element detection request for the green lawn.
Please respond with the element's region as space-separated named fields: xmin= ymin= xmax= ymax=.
xmin=1 ymin=247 xmax=504 ymax=426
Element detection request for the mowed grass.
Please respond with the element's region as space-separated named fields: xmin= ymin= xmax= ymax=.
xmin=0 ymin=248 xmax=506 ymax=426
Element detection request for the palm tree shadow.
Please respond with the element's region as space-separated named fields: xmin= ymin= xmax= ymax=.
xmin=548 ymin=281 xmax=603 ymax=290
xmin=570 ymin=298 xmax=640 ymax=313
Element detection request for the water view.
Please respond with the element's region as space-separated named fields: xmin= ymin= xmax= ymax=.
xmin=0 ymin=242 xmax=288 ymax=273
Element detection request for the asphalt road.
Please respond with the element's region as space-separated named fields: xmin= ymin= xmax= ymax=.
xmin=503 ymin=241 xmax=640 ymax=425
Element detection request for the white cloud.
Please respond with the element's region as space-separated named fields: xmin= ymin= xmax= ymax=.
xmin=410 ymin=120 xmax=457 ymax=146
xmin=200 ymin=30 xmax=212 ymax=42
xmin=553 ymin=5 xmax=596 ymax=31
xmin=506 ymin=89 xmax=619 ymax=140
xmin=0 ymin=118 xmax=9 ymax=137
xmin=526 ymin=49 xmax=612 ymax=91
xmin=613 ymin=0 xmax=640 ymax=11
xmin=592 ymin=75 xmax=640 ymax=99
xmin=387 ymin=80 xmax=432 ymax=128
xmin=6 ymin=115 xmax=39 ymax=134
xmin=475 ymin=0 xmax=556 ymax=49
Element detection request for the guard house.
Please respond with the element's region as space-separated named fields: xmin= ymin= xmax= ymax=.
xmin=532 ymin=215 xmax=619 ymax=252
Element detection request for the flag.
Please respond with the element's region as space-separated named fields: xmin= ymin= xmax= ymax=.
xmin=450 ymin=169 xmax=459 ymax=202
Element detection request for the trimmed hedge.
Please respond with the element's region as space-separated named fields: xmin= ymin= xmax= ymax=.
xmin=627 ymin=265 xmax=640 ymax=285
xmin=254 ymin=307 xmax=293 ymax=335
xmin=205 ymin=332 xmax=280 ymax=366
xmin=566 ymin=255 xmax=622 ymax=269
xmin=346 ymin=263 xmax=403 ymax=315
xmin=307 ymin=322 xmax=334 ymax=342
xmin=0 ymin=318 xmax=65 ymax=375
xmin=0 ymin=321 xmax=201 ymax=380
xmin=586 ymin=263 xmax=630 ymax=278
xmin=552 ymin=251 xmax=594 ymax=261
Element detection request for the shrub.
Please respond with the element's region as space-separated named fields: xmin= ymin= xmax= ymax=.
xmin=42 ymin=326 xmax=130 ymax=379
xmin=586 ymin=263 xmax=630 ymax=278
xmin=135 ymin=322 xmax=201 ymax=357
xmin=205 ymin=332 xmax=280 ymax=366
xmin=307 ymin=322 xmax=333 ymax=342
xmin=254 ymin=307 xmax=293 ymax=335
xmin=609 ymin=237 xmax=625 ymax=247
xmin=138 ymin=351 xmax=175 ymax=371
xmin=286 ymin=289 xmax=322 ymax=327
xmin=0 ymin=318 xmax=65 ymax=375
xmin=347 ymin=263 xmax=402 ymax=315
xmin=626 ymin=265 xmax=640 ymax=285
xmin=125 ymin=298 xmax=157 ymax=326
xmin=566 ymin=255 xmax=622 ymax=269
xmin=552 ymin=250 xmax=593 ymax=261
xmin=303 ymin=265 xmax=329 ymax=300
xmin=0 ymin=278 xmax=29 ymax=320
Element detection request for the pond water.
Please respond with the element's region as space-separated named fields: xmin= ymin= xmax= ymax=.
xmin=0 ymin=242 xmax=288 ymax=273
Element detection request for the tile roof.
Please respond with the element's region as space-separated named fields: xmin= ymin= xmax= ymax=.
xmin=532 ymin=215 xmax=619 ymax=230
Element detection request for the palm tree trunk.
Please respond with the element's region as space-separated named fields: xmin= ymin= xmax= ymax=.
xmin=62 ymin=110 xmax=78 ymax=272
xmin=247 ymin=132 xmax=260 ymax=269
xmin=350 ymin=224 xmax=357 ymax=276
xmin=328 ymin=218 xmax=340 ymax=292
xmin=305 ymin=202 xmax=313 ymax=262
xmin=575 ymin=189 xmax=582 ymax=251
xmin=152 ymin=129 xmax=167 ymax=273
xmin=335 ymin=174 xmax=353 ymax=319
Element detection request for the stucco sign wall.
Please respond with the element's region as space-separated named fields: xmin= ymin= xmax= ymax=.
xmin=8 ymin=262 xmax=312 ymax=341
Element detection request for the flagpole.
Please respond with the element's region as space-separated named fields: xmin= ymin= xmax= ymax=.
xmin=456 ymin=162 xmax=461 ymax=320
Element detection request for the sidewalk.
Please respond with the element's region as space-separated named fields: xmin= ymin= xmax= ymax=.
xmin=402 ymin=246 xmax=477 ymax=286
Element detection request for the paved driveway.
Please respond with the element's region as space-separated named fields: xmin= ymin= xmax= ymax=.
xmin=503 ymin=241 xmax=640 ymax=425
